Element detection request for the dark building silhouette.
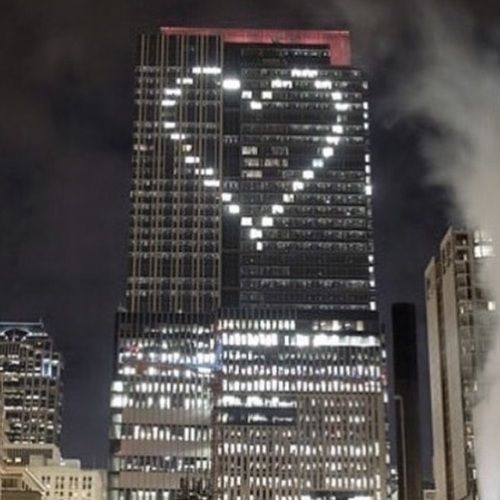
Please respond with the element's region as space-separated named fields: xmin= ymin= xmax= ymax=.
xmin=392 ymin=303 xmax=422 ymax=500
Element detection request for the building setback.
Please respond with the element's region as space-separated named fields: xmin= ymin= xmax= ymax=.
xmin=109 ymin=27 xmax=389 ymax=500
xmin=425 ymin=228 xmax=494 ymax=500
xmin=0 ymin=322 xmax=63 ymax=445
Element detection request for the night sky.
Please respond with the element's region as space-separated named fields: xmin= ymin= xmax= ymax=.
xmin=2 ymin=0 xmax=499 ymax=478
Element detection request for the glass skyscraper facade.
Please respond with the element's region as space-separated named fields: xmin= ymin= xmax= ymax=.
xmin=109 ymin=27 xmax=388 ymax=500
xmin=0 ymin=322 xmax=63 ymax=445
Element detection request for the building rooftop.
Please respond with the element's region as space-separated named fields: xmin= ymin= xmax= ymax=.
xmin=160 ymin=27 xmax=352 ymax=66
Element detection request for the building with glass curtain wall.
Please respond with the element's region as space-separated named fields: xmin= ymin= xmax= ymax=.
xmin=109 ymin=27 xmax=389 ymax=500
xmin=0 ymin=322 xmax=63 ymax=446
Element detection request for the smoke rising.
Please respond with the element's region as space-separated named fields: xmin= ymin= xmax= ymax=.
xmin=337 ymin=0 xmax=500 ymax=497
xmin=394 ymin=5 xmax=500 ymax=500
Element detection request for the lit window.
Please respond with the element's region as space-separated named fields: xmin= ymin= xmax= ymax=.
xmin=331 ymin=91 xmax=343 ymax=100
xmin=291 ymin=68 xmax=318 ymax=78
xmin=228 ymin=204 xmax=240 ymax=214
xmin=193 ymin=66 xmax=221 ymax=75
xmin=163 ymin=122 xmax=176 ymax=129
xmin=171 ymin=133 xmax=187 ymax=140
xmin=182 ymin=144 xmax=192 ymax=152
xmin=204 ymin=179 xmax=220 ymax=188
xmin=314 ymin=80 xmax=332 ymax=89
xmin=262 ymin=216 xmax=273 ymax=227
xmin=296 ymin=335 xmax=309 ymax=347
xmin=474 ymin=244 xmax=495 ymax=258
xmin=161 ymin=99 xmax=176 ymax=107
xmin=326 ymin=136 xmax=340 ymax=145
xmin=185 ymin=156 xmax=200 ymax=164
xmin=176 ymin=77 xmax=193 ymax=85
xmin=262 ymin=91 xmax=273 ymax=99
xmin=272 ymin=204 xmax=284 ymax=214
xmin=283 ymin=193 xmax=294 ymax=203
xmin=242 ymin=90 xmax=252 ymax=99
xmin=271 ymin=79 xmax=292 ymax=89
xmin=250 ymin=101 xmax=263 ymax=110
xmin=322 ymin=147 xmax=334 ymax=158
xmin=312 ymin=159 xmax=324 ymax=168
xmin=242 ymin=146 xmax=258 ymax=156
xmin=331 ymin=125 xmax=344 ymax=134
xmin=365 ymin=185 xmax=373 ymax=196
xmin=242 ymin=170 xmax=262 ymax=178
xmin=256 ymin=242 xmax=263 ymax=251
xmin=250 ymin=228 xmax=262 ymax=239
xmin=164 ymin=88 xmax=181 ymax=96
xmin=241 ymin=217 xmax=252 ymax=226
xmin=222 ymin=193 xmax=232 ymax=202
xmin=335 ymin=103 xmax=350 ymax=111
xmin=303 ymin=170 xmax=314 ymax=180
xmin=293 ymin=181 xmax=304 ymax=191
xmin=223 ymin=78 xmax=241 ymax=90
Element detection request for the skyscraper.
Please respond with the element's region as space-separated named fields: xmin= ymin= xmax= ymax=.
xmin=109 ymin=27 xmax=388 ymax=500
xmin=392 ymin=303 xmax=422 ymax=500
xmin=425 ymin=228 xmax=494 ymax=500
xmin=0 ymin=322 xmax=63 ymax=445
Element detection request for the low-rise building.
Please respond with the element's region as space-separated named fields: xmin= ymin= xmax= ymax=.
xmin=2 ymin=444 xmax=106 ymax=500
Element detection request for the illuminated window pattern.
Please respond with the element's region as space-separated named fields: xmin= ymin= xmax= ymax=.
xmin=127 ymin=34 xmax=223 ymax=315
xmin=213 ymin=310 xmax=388 ymax=500
xmin=218 ymin=47 xmax=376 ymax=313
xmin=110 ymin=313 xmax=216 ymax=500
xmin=112 ymin=30 xmax=389 ymax=500
xmin=0 ymin=323 xmax=63 ymax=445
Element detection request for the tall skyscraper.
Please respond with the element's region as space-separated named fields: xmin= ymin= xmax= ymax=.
xmin=109 ymin=27 xmax=389 ymax=500
xmin=392 ymin=303 xmax=422 ymax=500
xmin=0 ymin=322 xmax=63 ymax=445
xmin=425 ymin=228 xmax=494 ymax=500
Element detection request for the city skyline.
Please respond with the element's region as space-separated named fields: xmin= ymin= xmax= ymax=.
xmin=3 ymin=0 xmax=499 ymax=480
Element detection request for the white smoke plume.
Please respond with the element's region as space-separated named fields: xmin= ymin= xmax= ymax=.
xmin=332 ymin=0 xmax=500 ymax=497
xmin=392 ymin=6 xmax=500 ymax=500
xmin=378 ymin=2 xmax=499 ymax=499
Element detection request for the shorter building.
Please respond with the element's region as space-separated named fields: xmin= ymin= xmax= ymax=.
xmin=2 ymin=444 xmax=106 ymax=500
xmin=3 ymin=444 xmax=60 ymax=467
xmin=0 ymin=322 xmax=63 ymax=445
xmin=392 ymin=303 xmax=422 ymax=500
xmin=0 ymin=466 xmax=46 ymax=500
xmin=425 ymin=228 xmax=494 ymax=500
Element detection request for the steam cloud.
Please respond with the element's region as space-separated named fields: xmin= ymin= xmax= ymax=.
xmin=336 ymin=0 xmax=500 ymax=497
xmin=394 ymin=6 xmax=500 ymax=500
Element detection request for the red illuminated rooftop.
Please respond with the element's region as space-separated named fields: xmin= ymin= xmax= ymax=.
xmin=160 ymin=27 xmax=352 ymax=67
